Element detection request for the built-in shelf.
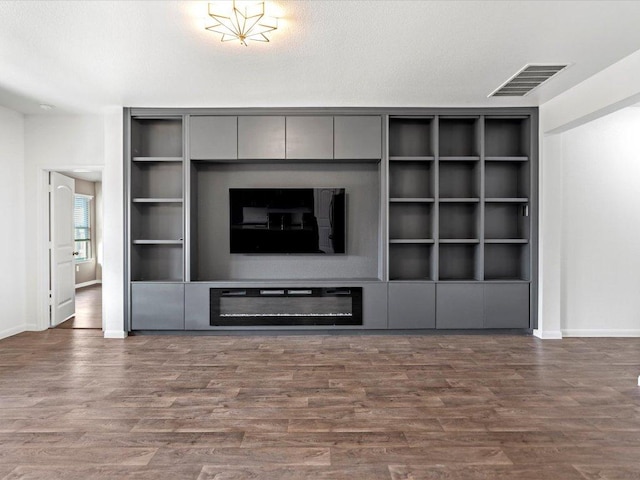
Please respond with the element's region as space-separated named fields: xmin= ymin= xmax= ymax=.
xmin=389 ymin=161 xmax=434 ymax=199
xmin=389 ymin=202 xmax=434 ymax=242
xmin=438 ymin=279 xmax=481 ymax=283
xmin=389 ymin=198 xmax=435 ymax=203
xmin=133 ymin=240 xmax=184 ymax=245
xmin=389 ymin=117 xmax=434 ymax=158
xmin=132 ymin=198 xmax=183 ymax=203
xmin=439 ymin=239 xmax=480 ymax=244
xmin=439 ymin=243 xmax=480 ymax=281
xmin=439 ymin=117 xmax=480 ymax=157
xmin=485 ymin=156 xmax=528 ymax=162
xmin=483 ymin=279 xmax=530 ymax=283
xmin=389 ymin=156 xmax=435 ymax=162
xmin=124 ymin=108 xmax=536 ymax=332
xmin=485 ymin=239 xmax=528 ymax=244
xmin=389 ymin=239 xmax=435 ymax=244
xmin=440 ymin=160 xmax=480 ymax=198
xmin=484 ymin=117 xmax=529 ymax=158
xmin=484 ymin=243 xmax=529 ymax=281
xmin=439 ymin=202 xmax=479 ymax=240
xmin=439 ymin=156 xmax=480 ymax=161
xmin=439 ymin=198 xmax=480 ymax=203
xmin=389 ymin=243 xmax=434 ymax=281
xmin=132 ymin=156 xmax=183 ymax=162
xmin=485 ymin=198 xmax=528 ymax=203
xmin=129 ymin=115 xmax=184 ymax=285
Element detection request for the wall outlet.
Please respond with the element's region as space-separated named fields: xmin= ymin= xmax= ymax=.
xmin=76 ymin=265 xmax=80 ymax=272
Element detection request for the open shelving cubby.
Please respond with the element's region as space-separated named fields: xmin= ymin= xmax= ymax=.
xmin=484 ymin=202 xmax=529 ymax=240
xmin=439 ymin=160 xmax=480 ymax=199
xmin=485 ymin=160 xmax=529 ymax=199
xmin=389 ymin=202 xmax=434 ymax=242
xmin=439 ymin=202 xmax=479 ymax=240
xmin=389 ymin=116 xmax=434 ymax=159
xmin=484 ymin=116 xmax=530 ymax=159
xmin=131 ymin=160 xmax=183 ymax=200
xmin=389 ymin=243 xmax=434 ymax=281
xmin=439 ymin=116 xmax=480 ymax=159
xmin=484 ymin=243 xmax=529 ymax=281
xmin=389 ymin=160 xmax=434 ymax=200
xmin=130 ymin=244 xmax=184 ymax=282
xmin=131 ymin=117 xmax=183 ymax=159
xmin=438 ymin=243 xmax=481 ymax=281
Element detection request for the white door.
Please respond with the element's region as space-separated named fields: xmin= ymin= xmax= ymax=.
xmin=50 ymin=172 xmax=76 ymax=326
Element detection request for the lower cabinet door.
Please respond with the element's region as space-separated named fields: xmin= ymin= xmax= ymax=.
xmin=484 ymin=283 xmax=530 ymax=328
xmin=436 ymin=283 xmax=484 ymax=329
xmin=388 ymin=282 xmax=435 ymax=329
xmin=131 ymin=283 xmax=185 ymax=330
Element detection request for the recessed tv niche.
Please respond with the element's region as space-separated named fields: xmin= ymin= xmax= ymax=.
xmin=229 ymin=188 xmax=346 ymax=254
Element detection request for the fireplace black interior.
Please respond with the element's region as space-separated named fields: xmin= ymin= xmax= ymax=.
xmin=210 ymin=287 xmax=363 ymax=326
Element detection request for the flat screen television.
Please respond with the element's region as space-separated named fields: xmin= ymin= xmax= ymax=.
xmin=230 ymin=188 xmax=346 ymax=254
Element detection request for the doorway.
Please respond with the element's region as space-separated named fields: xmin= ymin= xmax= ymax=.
xmin=49 ymin=169 xmax=104 ymax=330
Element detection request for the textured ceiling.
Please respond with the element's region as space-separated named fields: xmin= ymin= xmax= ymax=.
xmin=1 ymin=0 xmax=640 ymax=114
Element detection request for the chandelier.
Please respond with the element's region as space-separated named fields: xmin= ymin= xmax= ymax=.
xmin=206 ymin=1 xmax=278 ymax=46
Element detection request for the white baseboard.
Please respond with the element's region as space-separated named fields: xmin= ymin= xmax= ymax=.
xmin=0 ymin=325 xmax=26 ymax=340
xmin=25 ymin=323 xmax=44 ymax=331
xmin=533 ymin=329 xmax=563 ymax=339
xmin=104 ymin=330 xmax=127 ymax=339
xmin=563 ymin=329 xmax=640 ymax=337
xmin=75 ymin=280 xmax=102 ymax=289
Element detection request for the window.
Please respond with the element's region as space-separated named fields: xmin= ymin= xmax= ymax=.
xmin=74 ymin=195 xmax=92 ymax=262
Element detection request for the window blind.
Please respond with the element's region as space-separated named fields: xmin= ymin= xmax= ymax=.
xmin=74 ymin=196 xmax=90 ymax=241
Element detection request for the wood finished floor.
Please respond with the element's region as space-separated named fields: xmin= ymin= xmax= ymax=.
xmin=0 ymin=331 xmax=639 ymax=479
xmin=56 ymin=285 xmax=102 ymax=330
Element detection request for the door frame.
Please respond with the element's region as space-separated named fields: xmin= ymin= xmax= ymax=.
xmin=36 ymin=166 xmax=104 ymax=331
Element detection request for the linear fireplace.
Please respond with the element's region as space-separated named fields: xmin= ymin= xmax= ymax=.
xmin=210 ymin=287 xmax=363 ymax=326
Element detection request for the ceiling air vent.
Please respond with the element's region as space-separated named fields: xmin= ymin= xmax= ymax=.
xmin=489 ymin=64 xmax=568 ymax=97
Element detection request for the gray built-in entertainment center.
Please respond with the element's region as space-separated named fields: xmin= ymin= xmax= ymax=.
xmin=124 ymin=108 xmax=538 ymax=332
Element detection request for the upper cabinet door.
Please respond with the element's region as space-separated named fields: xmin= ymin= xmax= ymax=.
xmin=334 ymin=116 xmax=382 ymax=160
xmin=238 ymin=116 xmax=285 ymax=159
xmin=286 ymin=116 xmax=333 ymax=160
xmin=190 ymin=116 xmax=237 ymax=160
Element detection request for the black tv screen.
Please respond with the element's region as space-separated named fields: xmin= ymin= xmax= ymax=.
xmin=230 ymin=188 xmax=346 ymax=254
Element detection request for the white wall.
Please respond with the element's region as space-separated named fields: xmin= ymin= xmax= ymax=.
xmin=23 ymin=114 xmax=125 ymax=336
xmin=102 ymin=108 xmax=125 ymax=338
xmin=535 ymin=133 xmax=563 ymax=339
xmin=0 ymin=106 xmax=26 ymax=339
xmin=539 ymin=46 xmax=640 ymax=338
xmin=559 ymin=107 xmax=640 ymax=336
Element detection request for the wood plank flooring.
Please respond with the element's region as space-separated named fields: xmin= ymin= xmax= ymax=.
xmin=0 ymin=331 xmax=639 ymax=479
xmin=56 ymin=284 xmax=102 ymax=330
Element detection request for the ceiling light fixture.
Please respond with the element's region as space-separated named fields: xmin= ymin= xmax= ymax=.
xmin=206 ymin=1 xmax=278 ymax=46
